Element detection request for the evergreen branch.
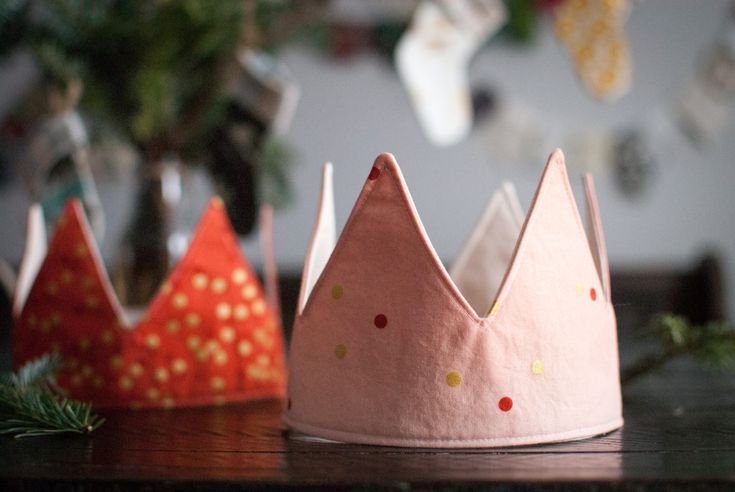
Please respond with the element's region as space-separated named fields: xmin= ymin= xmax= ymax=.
xmin=622 ymin=314 xmax=735 ymax=385
xmin=0 ymin=355 xmax=105 ymax=439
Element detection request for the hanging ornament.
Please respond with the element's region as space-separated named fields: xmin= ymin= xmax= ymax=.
xmin=395 ymin=0 xmax=507 ymax=146
xmin=613 ymin=129 xmax=657 ymax=199
xmin=553 ymin=0 xmax=632 ymax=101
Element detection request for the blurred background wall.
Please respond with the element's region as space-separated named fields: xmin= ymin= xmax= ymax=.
xmin=1 ymin=0 xmax=734 ymax=319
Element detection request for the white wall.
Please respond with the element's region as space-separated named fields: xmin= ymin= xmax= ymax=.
xmin=1 ymin=0 xmax=734 ymax=319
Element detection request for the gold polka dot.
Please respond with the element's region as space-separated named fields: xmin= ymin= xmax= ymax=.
xmin=210 ymin=377 xmax=225 ymax=392
xmin=192 ymin=273 xmax=208 ymax=290
xmin=40 ymin=319 xmax=51 ymax=334
xmin=81 ymin=365 xmax=93 ymax=378
xmin=74 ymin=243 xmax=87 ymax=257
xmin=171 ymin=358 xmax=187 ymax=375
xmin=81 ymin=275 xmax=94 ymax=289
xmin=70 ymin=374 xmax=82 ymax=386
xmin=172 ymin=293 xmax=188 ymax=309
xmin=251 ymin=299 xmax=266 ymax=316
xmin=214 ymin=351 xmax=228 ymax=366
xmin=119 ymin=375 xmax=133 ymax=390
xmin=211 ymin=277 xmax=227 ymax=294
xmin=130 ymin=362 xmax=144 ymax=377
xmin=187 ymin=336 xmax=201 ymax=350
xmin=219 ymin=327 xmax=236 ymax=343
xmin=335 ymin=344 xmax=347 ymax=360
xmin=253 ymin=328 xmax=273 ymax=349
xmin=154 ymin=367 xmax=169 ymax=382
xmin=487 ymin=302 xmax=500 ymax=317
xmin=101 ymin=329 xmax=115 ymax=344
xmin=575 ymin=283 xmax=585 ymax=296
xmin=241 ymin=284 xmax=257 ymax=300
xmin=27 ymin=314 xmax=37 ymax=327
xmin=85 ymin=296 xmax=99 ymax=309
xmin=446 ymin=371 xmax=462 ymax=387
xmin=196 ymin=347 xmax=210 ymax=362
xmin=532 ymin=359 xmax=544 ymax=375
xmin=232 ymin=268 xmax=248 ymax=284
xmin=331 ymin=285 xmax=344 ymax=299
xmin=256 ymin=354 xmax=270 ymax=366
xmin=110 ymin=355 xmax=123 ymax=370
xmin=50 ymin=313 xmax=61 ymax=326
xmin=166 ymin=319 xmax=181 ymax=333
xmin=215 ymin=302 xmax=231 ymax=320
xmin=92 ymin=375 xmax=104 ymax=388
xmin=146 ymin=387 xmax=160 ymax=401
xmin=79 ymin=337 xmax=91 ymax=351
xmin=233 ymin=304 xmax=249 ymax=320
xmin=61 ymin=270 xmax=74 ymax=284
xmin=145 ymin=333 xmax=160 ymax=349
xmin=67 ymin=357 xmax=79 ymax=368
xmin=160 ymin=281 xmax=172 ymax=295
xmin=162 ymin=397 xmax=175 ymax=408
xmin=46 ymin=282 xmax=59 ymax=296
xmin=237 ymin=340 xmax=253 ymax=357
xmin=185 ymin=313 xmax=201 ymax=327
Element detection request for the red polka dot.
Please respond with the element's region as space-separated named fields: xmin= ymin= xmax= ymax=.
xmin=498 ymin=396 xmax=513 ymax=412
xmin=590 ymin=288 xmax=597 ymax=301
xmin=374 ymin=314 xmax=387 ymax=329
xmin=368 ymin=167 xmax=381 ymax=180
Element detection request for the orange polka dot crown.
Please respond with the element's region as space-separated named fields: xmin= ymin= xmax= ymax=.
xmin=284 ymin=150 xmax=623 ymax=447
xmin=12 ymin=198 xmax=286 ymax=409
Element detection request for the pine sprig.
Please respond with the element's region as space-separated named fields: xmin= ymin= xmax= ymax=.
xmin=0 ymin=354 xmax=105 ymax=439
xmin=622 ymin=314 xmax=735 ymax=385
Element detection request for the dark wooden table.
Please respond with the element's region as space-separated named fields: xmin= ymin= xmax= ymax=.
xmin=1 ymin=356 xmax=735 ymax=491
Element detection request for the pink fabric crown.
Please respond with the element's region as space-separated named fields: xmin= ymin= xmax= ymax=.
xmin=284 ymin=150 xmax=623 ymax=448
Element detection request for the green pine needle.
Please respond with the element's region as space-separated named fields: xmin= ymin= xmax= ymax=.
xmin=0 ymin=354 xmax=105 ymax=439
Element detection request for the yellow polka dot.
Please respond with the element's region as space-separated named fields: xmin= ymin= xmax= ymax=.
xmin=129 ymin=362 xmax=144 ymax=377
xmin=162 ymin=397 xmax=175 ymax=408
xmin=119 ymin=376 xmax=133 ymax=390
xmin=196 ymin=348 xmax=210 ymax=362
xmin=335 ymin=344 xmax=347 ymax=360
xmin=46 ymin=282 xmax=59 ymax=296
xmin=257 ymin=354 xmax=270 ymax=366
xmin=74 ymin=243 xmax=87 ymax=257
xmin=92 ymin=375 xmax=104 ymax=388
xmin=166 ymin=319 xmax=181 ymax=333
xmin=171 ymin=358 xmax=187 ymax=375
xmin=233 ymin=304 xmax=249 ymax=320
xmin=70 ymin=374 xmax=82 ymax=386
xmin=237 ymin=340 xmax=253 ymax=357
xmin=85 ymin=296 xmax=99 ymax=309
xmin=110 ymin=355 xmax=123 ymax=370
xmin=187 ymin=336 xmax=201 ymax=350
xmin=251 ymin=299 xmax=266 ymax=316
xmin=81 ymin=275 xmax=94 ymax=289
xmin=81 ymin=365 xmax=93 ymax=378
xmin=192 ymin=273 xmax=208 ymax=290
xmin=172 ymin=293 xmax=188 ymax=309
xmin=79 ymin=337 xmax=91 ymax=351
xmin=575 ymin=283 xmax=585 ymax=296
xmin=214 ymin=351 xmax=228 ymax=366
xmin=241 ymin=284 xmax=257 ymax=300
xmin=331 ymin=285 xmax=344 ymax=299
xmin=100 ymin=329 xmax=115 ymax=344
xmin=253 ymin=328 xmax=273 ymax=349
xmin=532 ymin=359 xmax=544 ymax=375
xmin=219 ymin=327 xmax=236 ymax=343
xmin=145 ymin=333 xmax=160 ymax=349
xmin=27 ymin=314 xmax=37 ymax=327
xmin=211 ymin=277 xmax=227 ymax=294
xmin=61 ymin=270 xmax=74 ymax=284
xmin=487 ymin=302 xmax=500 ymax=317
xmin=231 ymin=268 xmax=248 ymax=284
xmin=215 ymin=302 xmax=231 ymax=320
xmin=211 ymin=377 xmax=225 ymax=392
xmin=154 ymin=367 xmax=169 ymax=382
xmin=446 ymin=371 xmax=462 ymax=387
xmin=185 ymin=313 xmax=201 ymax=327
xmin=146 ymin=387 xmax=160 ymax=401
xmin=40 ymin=319 xmax=51 ymax=334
